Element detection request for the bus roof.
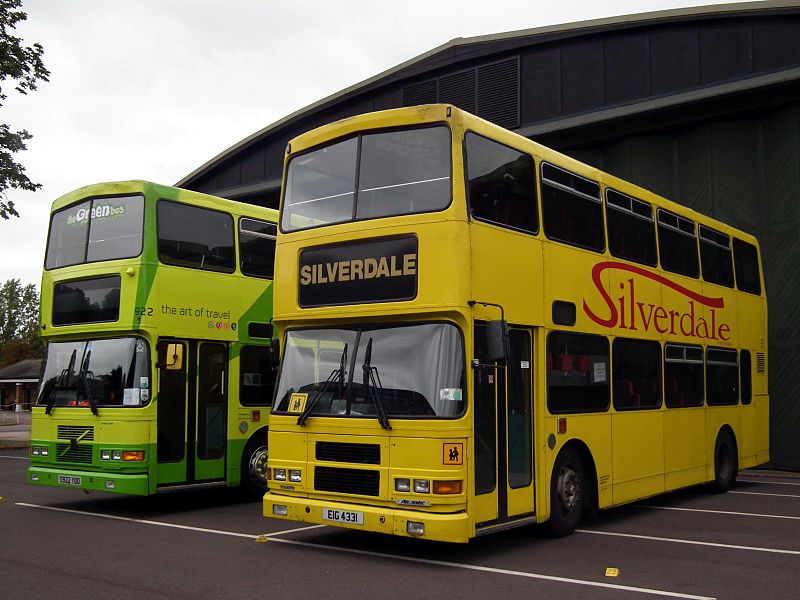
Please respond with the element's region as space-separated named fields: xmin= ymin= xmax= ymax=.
xmin=49 ymin=179 xmax=278 ymax=223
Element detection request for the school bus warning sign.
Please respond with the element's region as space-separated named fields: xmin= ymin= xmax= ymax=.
xmin=443 ymin=443 xmax=463 ymax=465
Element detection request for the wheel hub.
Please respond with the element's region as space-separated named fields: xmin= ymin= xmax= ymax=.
xmin=248 ymin=446 xmax=268 ymax=486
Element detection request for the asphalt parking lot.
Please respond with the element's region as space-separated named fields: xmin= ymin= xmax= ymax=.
xmin=1 ymin=448 xmax=797 ymax=600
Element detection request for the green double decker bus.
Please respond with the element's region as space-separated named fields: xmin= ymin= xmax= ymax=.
xmin=28 ymin=180 xmax=278 ymax=497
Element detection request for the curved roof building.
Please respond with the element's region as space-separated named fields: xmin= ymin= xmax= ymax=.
xmin=179 ymin=1 xmax=800 ymax=470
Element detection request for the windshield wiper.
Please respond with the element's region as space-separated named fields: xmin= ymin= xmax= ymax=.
xmin=296 ymin=343 xmax=348 ymax=426
xmin=362 ymin=337 xmax=391 ymax=430
xmin=46 ymin=348 xmax=77 ymax=415
xmin=77 ymin=350 xmax=98 ymax=416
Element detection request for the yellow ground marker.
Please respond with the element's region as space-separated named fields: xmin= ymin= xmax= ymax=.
xmin=605 ymin=568 xmax=620 ymax=577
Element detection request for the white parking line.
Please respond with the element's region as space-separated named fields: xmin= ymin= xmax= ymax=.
xmin=16 ymin=503 xmax=257 ymax=539
xmin=645 ymin=505 xmax=800 ymax=520
xmin=577 ymin=528 xmax=800 ymax=555
xmin=267 ymin=524 xmax=327 ymax=536
xmin=739 ymin=479 xmax=800 ymax=487
xmin=731 ymin=490 xmax=800 ymax=499
xmin=0 ymin=455 xmax=28 ymax=460
xmin=16 ymin=502 xmax=715 ymax=600
xmin=265 ymin=536 xmax=715 ymax=599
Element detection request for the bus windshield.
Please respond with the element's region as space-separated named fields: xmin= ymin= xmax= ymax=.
xmin=45 ymin=195 xmax=144 ymax=269
xmin=38 ymin=337 xmax=150 ymax=409
xmin=281 ymin=126 xmax=452 ymax=231
xmin=274 ymin=323 xmax=464 ymax=419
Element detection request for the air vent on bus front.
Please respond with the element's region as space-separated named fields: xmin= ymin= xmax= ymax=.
xmin=316 ymin=442 xmax=380 ymax=464
xmin=314 ymin=466 xmax=380 ymax=497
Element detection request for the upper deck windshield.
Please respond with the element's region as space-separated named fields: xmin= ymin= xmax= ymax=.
xmin=274 ymin=323 xmax=464 ymax=419
xmin=281 ymin=126 xmax=452 ymax=232
xmin=37 ymin=337 xmax=150 ymax=411
xmin=45 ymin=195 xmax=144 ymax=269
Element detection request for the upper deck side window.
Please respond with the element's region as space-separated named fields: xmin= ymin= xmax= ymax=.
xmin=44 ymin=195 xmax=144 ymax=270
xmin=605 ymin=189 xmax=657 ymax=267
xmin=541 ymin=163 xmax=604 ymax=252
xmin=281 ymin=126 xmax=452 ymax=232
xmin=465 ymin=132 xmax=538 ymax=234
xmin=239 ymin=218 xmax=276 ymax=279
xmin=699 ymin=225 xmax=734 ymax=288
xmin=657 ymin=209 xmax=699 ymax=278
xmin=732 ymin=238 xmax=762 ymax=295
xmin=157 ymin=200 xmax=235 ymax=273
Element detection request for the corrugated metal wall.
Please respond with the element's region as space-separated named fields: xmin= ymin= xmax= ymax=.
xmin=568 ymin=102 xmax=800 ymax=470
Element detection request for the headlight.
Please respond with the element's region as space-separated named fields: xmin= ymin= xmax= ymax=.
xmin=40 ymin=447 xmax=48 ymax=456
xmin=112 ymin=450 xmax=122 ymax=460
xmin=31 ymin=447 xmax=40 ymax=456
xmin=395 ymin=478 xmax=411 ymax=492
xmin=274 ymin=468 xmax=287 ymax=481
xmin=289 ymin=470 xmax=301 ymax=483
xmin=413 ymin=479 xmax=430 ymax=494
xmin=101 ymin=450 xmax=111 ymax=460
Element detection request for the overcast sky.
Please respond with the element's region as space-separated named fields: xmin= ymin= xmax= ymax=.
xmin=0 ymin=0 xmax=753 ymax=287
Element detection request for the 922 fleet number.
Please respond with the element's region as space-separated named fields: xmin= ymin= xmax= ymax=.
xmin=134 ymin=306 xmax=153 ymax=320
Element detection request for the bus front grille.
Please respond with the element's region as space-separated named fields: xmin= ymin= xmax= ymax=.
xmin=314 ymin=466 xmax=380 ymax=496
xmin=57 ymin=425 xmax=95 ymax=441
xmin=315 ymin=442 xmax=380 ymax=465
xmin=56 ymin=443 xmax=93 ymax=464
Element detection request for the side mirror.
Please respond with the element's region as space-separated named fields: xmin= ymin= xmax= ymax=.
xmin=164 ymin=343 xmax=184 ymax=371
xmin=485 ymin=319 xmax=509 ymax=363
xmin=269 ymin=338 xmax=280 ymax=371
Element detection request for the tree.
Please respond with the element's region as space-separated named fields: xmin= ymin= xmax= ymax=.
xmin=0 ymin=0 xmax=49 ymax=219
xmin=0 ymin=278 xmax=41 ymax=366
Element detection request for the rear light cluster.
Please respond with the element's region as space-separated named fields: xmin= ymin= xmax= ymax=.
xmin=31 ymin=446 xmax=49 ymax=456
xmin=394 ymin=478 xmax=462 ymax=494
xmin=101 ymin=450 xmax=145 ymax=461
xmin=271 ymin=468 xmax=301 ymax=483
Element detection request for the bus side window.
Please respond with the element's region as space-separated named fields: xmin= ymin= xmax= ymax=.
xmin=240 ymin=218 xmax=277 ymax=279
xmin=699 ymin=225 xmax=734 ymax=288
xmin=612 ymin=338 xmax=662 ymax=411
xmin=605 ymin=189 xmax=657 ymax=267
xmin=706 ymin=348 xmax=739 ymax=406
xmin=465 ymin=132 xmax=538 ymax=234
xmin=664 ymin=344 xmax=704 ymax=408
xmin=546 ymin=331 xmax=609 ymax=414
xmin=157 ymin=200 xmax=235 ymax=273
xmin=733 ymin=238 xmax=762 ymax=295
xmin=240 ymin=345 xmax=277 ymax=406
xmin=740 ymin=350 xmax=752 ymax=405
xmin=541 ymin=163 xmax=604 ymax=253
xmin=657 ymin=209 xmax=699 ymax=278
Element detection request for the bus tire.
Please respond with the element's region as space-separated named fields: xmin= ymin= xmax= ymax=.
xmin=241 ymin=433 xmax=269 ymax=499
xmin=545 ymin=446 xmax=584 ymax=537
xmin=712 ymin=429 xmax=738 ymax=493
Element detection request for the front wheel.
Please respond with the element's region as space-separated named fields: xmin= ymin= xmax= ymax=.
xmin=544 ymin=446 xmax=584 ymax=537
xmin=712 ymin=429 xmax=738 ymax=493
xmin=241 ymin=435 xmax=269 ymax=499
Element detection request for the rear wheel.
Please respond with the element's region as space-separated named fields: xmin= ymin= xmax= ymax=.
xmin=712 ymin=429 xmax=738 ymax=493
xmin=544 ymin=446 xmax=584 ymax=537
xmin=241 ymin=434 xmax=268 ymax=499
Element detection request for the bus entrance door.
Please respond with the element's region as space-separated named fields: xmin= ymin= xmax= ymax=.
xmin=156 ymin=340 xmax=228 ymax=487
xmin=474 ymin=326 xmax=535 ymax=528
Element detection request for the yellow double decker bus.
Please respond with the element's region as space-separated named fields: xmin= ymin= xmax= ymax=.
xmin=28 ymin=180 xmax=278 ymax=497
xmin=263 ymin=105 xmax=769 ymax=542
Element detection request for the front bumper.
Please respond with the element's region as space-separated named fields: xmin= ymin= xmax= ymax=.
xmin=27 ymin=465 xmax=149 ymax=495
xmin=264 ymin=492 xmax=471 ymax=543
